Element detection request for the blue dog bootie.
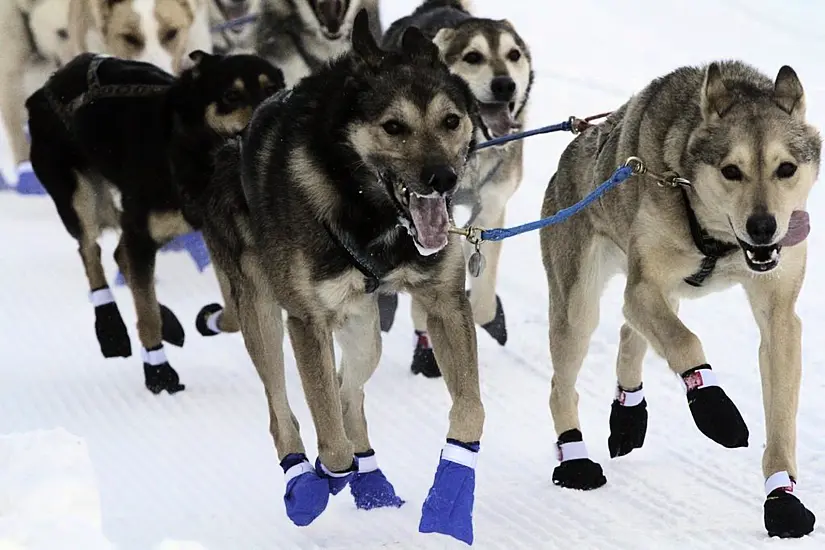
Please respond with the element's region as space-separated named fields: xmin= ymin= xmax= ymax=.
xmin=281 ymin=453 xmax=330 ymax=527
xmin=419 ymin=439 xmax=479 ymax=545
xmin=315 ymin=457 xmax=356 ymax=496
xmin=15 ymin=161 xmax=47 ymax=195
xmin=349 ymin=450 xmax=405 ymax=510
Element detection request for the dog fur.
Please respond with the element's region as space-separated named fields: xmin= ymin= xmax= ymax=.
xmin=377 ymin=0 xmax=534 ymax=377
xmin=188 ymin=8 xmax=485 ymax=530
xmin=208 ymin=0 xmax=261 ymax=55
xmin=67 ymin=0 xmax=213 ymax=75
xmin=254 ymin=0 xmax=382 ymax=87
xmin=25 ymin=50 xmax=284 ymax=394
xmin=540 ymin=60 xmax=821 ymax=537
xmin=0 ymin=0 xmax=73 ymax=174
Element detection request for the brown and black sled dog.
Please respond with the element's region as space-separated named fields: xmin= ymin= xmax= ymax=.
xmin=25 ymin=50 xmax=285 ymax=394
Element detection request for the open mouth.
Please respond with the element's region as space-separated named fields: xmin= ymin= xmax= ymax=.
xmin=736 ymin=238 xmax=781 ymax=273
xmin=732 ymin=210 xmax=810 ymax=273
xmin=383 ymin=173 xmax=450 ymax=256
xmin=478 ymin=101 xmax=520 ymax=139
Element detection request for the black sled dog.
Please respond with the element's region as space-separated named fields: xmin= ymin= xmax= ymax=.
xmin=26 ymin=50 xmax=285 ymax=394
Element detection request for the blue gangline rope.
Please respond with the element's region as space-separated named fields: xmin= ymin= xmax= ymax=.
xmin=473 ymin=120 xmax=573 ymax=151
xmin=478 ymin=165 xmax=635 ymax=242
xmin=211 ymin=14 xmax=259 ymax=33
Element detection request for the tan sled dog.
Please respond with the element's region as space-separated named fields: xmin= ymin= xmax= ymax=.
xmin=540 ymin=60 xmax=820 ymax=538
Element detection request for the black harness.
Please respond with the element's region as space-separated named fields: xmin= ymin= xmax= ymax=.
xmin=323 ymin=224 xmax=395 ymax=294
xmin=680 ymin=186 xmax=739 ymax=287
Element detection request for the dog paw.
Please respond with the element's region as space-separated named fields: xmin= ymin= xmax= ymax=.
xmin=142 ymin=346 xmax=185 ymax=394
xmin=479 ymin=294 xmax=507 ymax=346
xmin=195 ymin=303 xmax=224 ymax=336
xmin=281 ymin=454 xmax=330 ymax=527
xmin=608 ymin=385 xmax=648 ymax=458
xmin=682 ymin=366 xmax=748 ymax=448
xmin=93 ymin=300 xmax=132 ymax=359
xmin=765 ymin=490 xmax=816 ymax=538
xmin=350 ymin=451 xmax=405 ymax=510
xmin=315 ymin=457 xmax=356 ymax=496
xmin=411 ymin=331 xmax=441 ymax=378
xmin=160 ymin=304 xmax=185 ymax=347
xmin=378 ymin=293 xmax=399 ymax=333
xmin=419 ymin=439 xmax=479 ymax=545
xmin=553 ymin=429 xmax=606 ymax=490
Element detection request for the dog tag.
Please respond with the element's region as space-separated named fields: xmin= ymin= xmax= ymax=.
xmin=468 ymin=250 xmax=486 ymax=278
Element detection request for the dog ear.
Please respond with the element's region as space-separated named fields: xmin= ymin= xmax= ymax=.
xmin=188 ymin=50 xmax=212 ymax=65
xmin=700 ymin=62 xmax=734 ymax=120
xmin=774 ymin=65 xmax=806 ymax=119
xmin=350 ymin=8 xmax=383 ymax=67
xmin=401 ymin=25 xmax=441 ymax=65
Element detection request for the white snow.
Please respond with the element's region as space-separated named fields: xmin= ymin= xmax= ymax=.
xmin=2 ymin=0 xmax=825 ymax=548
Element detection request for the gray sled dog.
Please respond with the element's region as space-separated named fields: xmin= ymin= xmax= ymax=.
xmin=187 ymin=9 xmax=487 ymax=544
xmin=377 ymin=0 xmax=533 ymax=379
xmin=540 ymin=60 xmax=820 ymax=538
xmin=209 ymin=0 xmax=262 ymax=55
xmin=254 ymin=0 xmax=382 ymax=87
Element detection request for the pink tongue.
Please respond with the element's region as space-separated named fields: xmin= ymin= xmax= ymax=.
xmin=409 ymin=194 xmax=449 ymax=252
xmin=779 ymin=210 xmax=810 ymax=247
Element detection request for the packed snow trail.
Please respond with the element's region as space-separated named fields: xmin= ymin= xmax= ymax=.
xmin=2 ymin=0 xmax=825 ymax=548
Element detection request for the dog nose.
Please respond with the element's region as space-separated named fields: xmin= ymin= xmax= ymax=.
xmin=317 ymin=0 xmax=345 ymax=34
xmin=746 ymin=213 xmax=777 ymax=245
xmin=421 ymin=165 xmax=458 ymax=194
xmin=490 ymin=76 xmax=516 ymax=102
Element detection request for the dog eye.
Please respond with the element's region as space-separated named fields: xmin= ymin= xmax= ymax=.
xmin=507 ymin=49 xmax=521 ymax=62
xmin=721 ymin=164 xmax=743 ymax=181
xmin=776 ymin=162 xmax=797 ymax=179
xmin=162 ymin=29 xmax=179 ymax=43
xmin=122 ymin=33 xmax=143 ymax=48
xmin=56 ymin=28 xmax=68 ymax=41
xmin=463 ymin=51 xmax=483 ymax=64
xmin=382 ymin=120 xmax=406 ymax=136
xmin=443 ymin=114 xmax=461 ymax=130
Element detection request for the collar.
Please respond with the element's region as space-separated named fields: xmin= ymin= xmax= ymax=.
xmin=324 ymin=224 xmax=394 ymax=294
xmin=681 ymin=187 xmax=739 ymax=287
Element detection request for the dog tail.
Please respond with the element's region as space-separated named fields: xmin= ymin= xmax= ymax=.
xmin=419 ymin=0 xmax=473 ymax=14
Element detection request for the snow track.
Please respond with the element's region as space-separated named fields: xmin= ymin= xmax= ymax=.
xmin=3 ymin=0 xmax=825 ymax=548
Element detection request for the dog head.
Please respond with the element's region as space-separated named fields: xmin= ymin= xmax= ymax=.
xmin=92 ymin=0 xmax=197 ymax=75
xmin=26 ymin=0 xmax=73 ymax=66
xmin=433 ymin=17 xmax=532 ymax=139
xmin=687 ymin=61 xmax=822 ymax=274
xmin=342 ymin=10 xmax=478 ymax=255
xmin=268 ymin=0 xmax=378 ymax=42
xmin=177 ymin=50 xmax=285 ymax=134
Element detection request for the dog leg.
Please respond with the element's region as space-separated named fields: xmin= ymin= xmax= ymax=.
xmin=196 ymin=264 xmax=241 ymax=336
xmin=742 ymin=249 xmax=814 ymax=538
xmin=286 ymin=314 xmax=356 ymax=490
xmin=377 ymin=293 xmax=399 ymax=332
xmin=608 ymin=323 xmax=649 ymax=458
xmin=414 ymin=278 xmax=484 ymax=545
xmin=116 ymin=231 xmax=184 ymax=394
xmin=336 ymin=297 xmax=404 ymax=511
xmin=544 ymin=236 xmax=608 ymax=491
xmin=232 ymin=274 xmax=327 ymax=527
xmin=69 ymin=176 xmax=132 ymax=359
xmin=623 ymin=259 xmax=748 ymax=448
xmin=467 ymin=206 xmax=507 ymax=346
xmin=409 ymin=296 xmax=440 ymax=378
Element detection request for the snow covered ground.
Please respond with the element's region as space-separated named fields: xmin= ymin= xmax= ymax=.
xmin=2 ymin=0 xmax=825 ymax=548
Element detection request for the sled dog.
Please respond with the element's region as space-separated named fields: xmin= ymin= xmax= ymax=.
xmin=67 ymin=0 xmax=214 ymax=75
xmin=25 ymin=50 xmax=284 ymax=394
xmin=540 ymin=60 xmax=820 ymax=539
xmin=209 ymin=0 xmax=261 ymax=55
xmin=0 ymin=0 xmax=73 ymax=186
xmin=378 ymin=0 xmax=533 ymax=378
xmin=254 ymin=0 xmax=382 ymax=86
xmin=190 ymin=10 xmax=486 ymax=544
